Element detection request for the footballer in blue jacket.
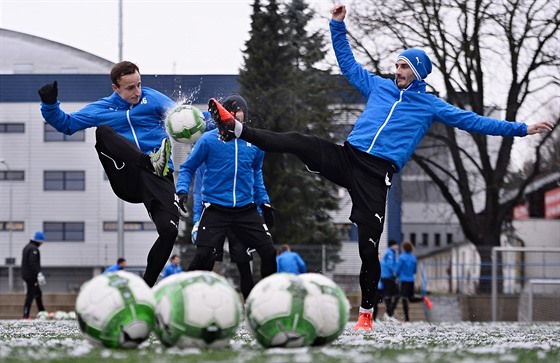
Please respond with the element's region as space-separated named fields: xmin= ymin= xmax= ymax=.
xmin=210 ymin=4 xmax=553 ymax=332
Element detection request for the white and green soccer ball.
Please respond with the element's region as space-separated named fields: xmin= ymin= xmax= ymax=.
xmin=53 ymin=310 xmax=69 ymax=320
xmin=75 ymin=271 xmax=156 ymax=349
xmin=165 ymin=104 xmax=206 ymax=144
xmin=36 ymin=311 xmax=51 ymax=320
xmin=299 ymin=273 xmax=350 ymax=346
xmin=152 ymin=271 xmax=242 ymax=349
xmin=245 ymin=273 xmax=317 ymax=348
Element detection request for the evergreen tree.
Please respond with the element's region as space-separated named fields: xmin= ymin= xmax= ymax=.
xmin=239 ymin=0 xmax=341 ymax=269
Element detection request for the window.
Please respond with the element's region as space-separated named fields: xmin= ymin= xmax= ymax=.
xmin=44 ymin=222 xmax=84 ymax=241
xmin=0 ymin=123 xmax=25 ymax=133
xmin=447 ymin=233 xmax=453 ymax=245
xmin=0 ymin=170 xmax=25 ymax=181
xmin=435 ymin=233 xmax=441 ymax=247
xmin=422 ymin=233 xmax=429 ymax=247
xmin=44 ymin=123 xmax=85 ymax=142
xmin=44 ymin=171 xmax=85 ymax=191
xmin=103 ymin=221 xmax=157 ymax=232
xmin=410 ymin=233 xmax=416 ymax=246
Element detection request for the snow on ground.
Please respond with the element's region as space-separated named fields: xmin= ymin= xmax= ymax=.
xmin=1 ymin=320 xmax=559 ymax=362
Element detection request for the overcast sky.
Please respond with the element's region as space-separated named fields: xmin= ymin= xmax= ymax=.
xmin=1 ymin=0 xmax=336 ymax=75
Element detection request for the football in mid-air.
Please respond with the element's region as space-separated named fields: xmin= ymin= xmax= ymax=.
xmin=75 ymin=271 xmax=156 ymax=349
xmin=299 ymin=273 xmax=350 ymax=346
xmin=152 ymin=271 xmax=242 ymax=349
xmin=245 ymin=273 xmax=317 ymax=348
xmin=165 ymin=104 xmax=206 ymax=144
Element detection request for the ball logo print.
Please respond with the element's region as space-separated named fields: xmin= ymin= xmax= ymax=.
xmin=75 ymin=271 xmax=156 ymax=349
xmin=165 ymin=104 xmax=206 ymax=144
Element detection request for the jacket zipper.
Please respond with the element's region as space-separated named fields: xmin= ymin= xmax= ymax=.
xmin=126 ymin=107 xmax=141 ymax=149
xmin=367 ymin=90 xmax=404 ymax=153
xmin=232 ymin=139 xmax=238 ymax=207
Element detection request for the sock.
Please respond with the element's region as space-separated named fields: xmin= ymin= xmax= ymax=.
xmin=234 ymin=120 xmax=243 ymax=138
xmin=359 ymin=307 xmax=374 ymax=314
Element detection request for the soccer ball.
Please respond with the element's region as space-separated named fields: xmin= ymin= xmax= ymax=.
xmin=36 ymin=311 xmax=51 ymax=320
xmin=53 ymin=310 xmax=69 ymax=320
xmin=152 ymin=271 xmax=242 ymax=349
xmin=299 ymin=273 xmax=350 ymax=346
xmin=165 ymin=104 xmax=206 ymax=144
xmin=75 ymin=271 xmax=156 ymax=349
xmin=245 ymin=273 xmax=317 ymax=348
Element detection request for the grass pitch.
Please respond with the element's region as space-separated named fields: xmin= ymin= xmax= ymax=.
xmin=1 ymin=319 xmax=559 ymax=363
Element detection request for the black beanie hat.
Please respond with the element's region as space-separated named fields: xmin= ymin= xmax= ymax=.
xmin=223 ymin=93 xmax=248 ymax=120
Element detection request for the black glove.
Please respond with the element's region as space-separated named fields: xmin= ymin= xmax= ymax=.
xmin=38 ymin=81 xmax=58 ymax=104
xmin=261 ymin=204 xmax=276 ymax=228
xmin=177 ymin=193 xmax=189 ymax=217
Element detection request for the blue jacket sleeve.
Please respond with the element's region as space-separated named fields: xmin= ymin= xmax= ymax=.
xmin=296 ymin=253 xmax=307 ymax=274
xmin=330 ymin=19 xmax=381 ymax=98
xmin=40 ymin=101 xmax=101 ymax=135
xmin=395 ymin=257 xmax=403 ymax=276
xmin=432 ymin=97 xmax=527 ymax=136
xmin=252 ymin=149 xmax=270 ymax=206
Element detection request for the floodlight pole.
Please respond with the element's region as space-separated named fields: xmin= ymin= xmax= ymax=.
xmin=116 ymin=0 xmax=125 ymax=260
xmin=1 ymin=159 xmax=15 ymax=291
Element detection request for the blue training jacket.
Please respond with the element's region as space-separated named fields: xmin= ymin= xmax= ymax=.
xmin=396 ymin=252 xmax=417 ymax=283
xmin=161 ymin=263 xmax=182 ymax=279
xmin=380 ymin=248 xmax=397 ymax=279
xmin=40 ymin=87 xmax=176 ymax=171
xmin=176 ymin=129 xmax=270 ymax=208
xmin=276 ymin=251 xmax=307 ymax=274
xmin=330 ymin=20 xmax=528 ymax=173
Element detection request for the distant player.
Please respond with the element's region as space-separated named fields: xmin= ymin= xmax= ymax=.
xmin=21 ymin=231 xmax=47 ymax=319
xmin=103 ymin=258 xmax=127 ymax=274
xmin=176 ymin=94 xmax=277 ymax=293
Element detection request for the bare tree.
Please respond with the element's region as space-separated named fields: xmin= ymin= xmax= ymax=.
xmin=345 ymin=0 xmax=559 ymax=292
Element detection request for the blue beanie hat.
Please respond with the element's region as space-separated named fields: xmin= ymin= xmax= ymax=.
xmin=397 ymin=48 xmax=432 ymax=80
xmin=223 ymin=93 xmax=248 ymax=120
xmin=32 ymin=231 xmax=46 ymax=242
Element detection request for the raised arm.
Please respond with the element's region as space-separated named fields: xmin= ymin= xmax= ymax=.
xmin=331 ymin=4 xmax=346 ymax=22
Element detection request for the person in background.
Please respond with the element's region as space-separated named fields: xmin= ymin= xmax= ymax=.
xmin=276 ymin=244 xmax=307 ymax=275
xmin=21 ymin=231 xmax=47 ymax=319
xmin=161 ymin=254 xmax=183 ymax=278
xmin=381 ymin=240 xmax=399 ymax=323
xmin=176 ymin=94 xmax=277 ymax=294
xmin=209 ymin=3 xmax=553 ymax=331
xmin=38 ymin=61 xmax=180 ymax=287
xmin=103 ymin=258 xmax=127 ymax=274
xmin=189 ymin=111 xmax=258 ymax=300
xmin=396 ymin=241 xmax=432 ymax=322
